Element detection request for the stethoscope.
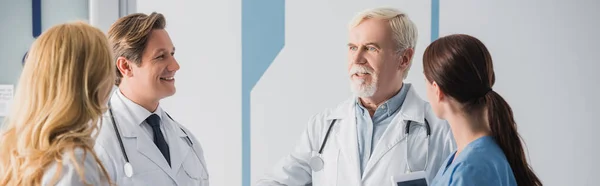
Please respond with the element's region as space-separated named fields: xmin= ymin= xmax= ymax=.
xmin=308 ymin=118 xmax=431 ymax=173
xmin=108 ymin=101 xmax=194 ymax=178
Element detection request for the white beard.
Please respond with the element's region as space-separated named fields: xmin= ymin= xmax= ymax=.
xmin=349 ymin=65 xmax=377 ymax=97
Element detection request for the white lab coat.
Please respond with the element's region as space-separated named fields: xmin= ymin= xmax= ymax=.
xmin=42 ymin=148 xmax=109 ymax=185
xmin=256 ymin=84 xmax=456 ymax=186
xmin=94 ymin=92 xmax=209 ymax=186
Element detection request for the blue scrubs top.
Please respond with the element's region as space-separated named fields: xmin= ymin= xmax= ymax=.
xmin=430 ymin=136 xmax=517 ymax=186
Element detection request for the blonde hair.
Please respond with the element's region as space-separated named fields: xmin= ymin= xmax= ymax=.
xmin=349 ymin=7 xmax=418 ymax=79
xmin=0 ymin=22 xmax=115 ymax=186
xmin=108 ymin=12 xmax=166 ymax=86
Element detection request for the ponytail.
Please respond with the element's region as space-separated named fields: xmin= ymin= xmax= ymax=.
xmin=485 ymin=90 xmax=542 ymax=186
xmin=422 ymin=34 xmax=542 ymax=185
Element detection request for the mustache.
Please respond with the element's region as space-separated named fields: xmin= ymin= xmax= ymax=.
xmin=349 ymin=65 xmax=374 ymax=76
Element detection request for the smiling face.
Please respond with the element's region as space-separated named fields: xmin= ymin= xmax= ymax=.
xmin=127 ymin=29 xmax=179 ymax=101
xmin=347 ymin=18 xmax=405 ymax=98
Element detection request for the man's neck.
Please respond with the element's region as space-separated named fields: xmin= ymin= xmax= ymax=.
xmin=446 ymin=112 xmax=490 ymax=161
xmin=118 ymin=83 xmax=159 ymax=112
xmin=359 ymin=83 xmax=403 ymax=116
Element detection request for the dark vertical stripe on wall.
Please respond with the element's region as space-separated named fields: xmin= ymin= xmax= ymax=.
xmin=32 ymin=0 xmax=41 ymax=38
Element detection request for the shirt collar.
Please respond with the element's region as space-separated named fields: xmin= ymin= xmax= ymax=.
xmin=116 ymin=90 xmax=163 ymax=126
xmin=355 ymin=83 xmax=411 ymax=117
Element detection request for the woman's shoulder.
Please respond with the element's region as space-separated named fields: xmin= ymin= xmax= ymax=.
xmin=457 ymin=137 xmax=508 ymax=166
xmin=449 ymin=137 xmax=515 ymax=185
xmin=42 ymin=147 xmax=109 ymax=186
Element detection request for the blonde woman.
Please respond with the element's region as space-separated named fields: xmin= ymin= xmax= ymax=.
xmin=0 ymin=22 xmax=114 ymax=185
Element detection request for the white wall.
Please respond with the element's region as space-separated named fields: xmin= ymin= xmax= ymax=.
xmin=438 ymin=0 xmax=600 ymax=185
xmin=89 ymin=0 xmax=120 ymax=33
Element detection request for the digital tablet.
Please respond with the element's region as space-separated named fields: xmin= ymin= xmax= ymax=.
xmin=391 ymin=171 xmax=428 ymax=186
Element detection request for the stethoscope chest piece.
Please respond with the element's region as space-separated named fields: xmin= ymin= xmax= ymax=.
xmin=310 ymin=119 xmax=337 ymax=172
xmin=309 ymin=156 xmax=324 ymax=172
xmin=124 ymin=162 xmax=133 ymax=178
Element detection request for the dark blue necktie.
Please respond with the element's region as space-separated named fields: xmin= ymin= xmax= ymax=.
xmin=146 ymin=114 xmax=171 ymax=166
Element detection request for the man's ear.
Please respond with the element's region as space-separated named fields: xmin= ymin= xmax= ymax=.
xmin=398 ymin=48 xmax=414 ymax=70
xmin=116 ymin=57 xmax=133 ymax=77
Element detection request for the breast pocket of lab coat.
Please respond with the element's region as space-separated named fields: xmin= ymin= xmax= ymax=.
xmin=117 ymin=163 xmax=171 ymax=186
xmin=176 ymin=150 xmax=209 ymax=186
xmin=311 ymin=147 xmax=339 ymax=186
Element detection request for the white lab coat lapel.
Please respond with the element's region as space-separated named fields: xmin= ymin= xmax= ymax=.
xmin=110 ymin=95 xmax=178 ymax=183
xmin=327 ymin=100 xmax=362 ymax=184
xmin=166 ymin=119 xmax=192 ymax=175
xmin=361 ymin=114 xmax=407 ymax=179
xmin=133 ymin=134 xmax=175 ymax=178
xmin=361 ymin=86 xmax=426 ymax=179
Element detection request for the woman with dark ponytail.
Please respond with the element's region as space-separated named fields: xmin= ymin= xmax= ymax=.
xmin=424 ymin=34 xmax=541 ymax=186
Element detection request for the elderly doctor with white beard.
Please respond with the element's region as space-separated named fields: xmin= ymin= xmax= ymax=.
xmin=256 ymin=7 xmax=456 ymax=186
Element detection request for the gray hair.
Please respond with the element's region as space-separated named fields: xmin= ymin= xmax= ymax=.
xmin=349 ymin=7 xmax=418 ymax=79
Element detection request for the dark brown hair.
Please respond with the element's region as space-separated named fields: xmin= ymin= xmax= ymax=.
xmin=423 ymin=34 xmax=541 ymax=186
xmin=108 ymin=12 xmax=166 ymax=85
